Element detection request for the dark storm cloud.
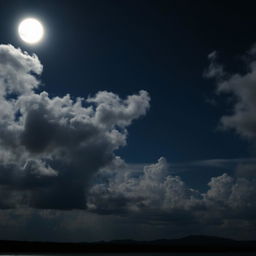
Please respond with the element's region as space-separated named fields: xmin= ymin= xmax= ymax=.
xmin=0 ymin=44 xmax=150 ymax=209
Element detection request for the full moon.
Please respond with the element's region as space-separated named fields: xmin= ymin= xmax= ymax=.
xmin=18 ymin=18 xmax=44 ymax=44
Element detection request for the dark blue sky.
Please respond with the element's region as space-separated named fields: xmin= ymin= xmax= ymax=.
xmin=1 ymin=0 xmax=254 ymax=163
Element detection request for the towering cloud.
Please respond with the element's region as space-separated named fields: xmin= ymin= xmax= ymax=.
xmin=87 ymin=157 xmax=201 ymax=214
xmin=0 ymin=44 xmax=150 ymax=209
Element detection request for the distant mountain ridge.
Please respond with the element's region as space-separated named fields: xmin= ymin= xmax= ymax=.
xmin=103 ymin=235 xmax=236 ymax=244
xmin=0 ymin=235 xmax=255 ymax=253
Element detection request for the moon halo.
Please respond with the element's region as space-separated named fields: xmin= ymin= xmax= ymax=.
xmin=18 ymin=18 xmax=44 ymax=44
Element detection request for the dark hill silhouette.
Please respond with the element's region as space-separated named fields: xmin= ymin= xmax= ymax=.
xmin=0 ymin=235 xmax=255 ymax=253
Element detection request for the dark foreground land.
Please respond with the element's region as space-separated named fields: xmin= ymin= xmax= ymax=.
xmin=0 ymin=235 xmax=255 ymax=253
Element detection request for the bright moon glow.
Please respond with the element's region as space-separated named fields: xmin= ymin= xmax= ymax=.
xmin=18 ymin=18 xmax=44 ymax=44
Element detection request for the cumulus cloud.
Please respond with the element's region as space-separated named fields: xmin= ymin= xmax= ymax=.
xmin=1 ymin=44 xmax=256 ymax=240
xmin=204 ymin=173 xmax=256 ymax=211
xmin=87 ymin=158 xmax=191 ymax=215
xmin=0 ymin=44 xmax=150 ymax=209
xmin=0 ymin=44 xmax=42 ymax=96
xmin=88 ymin=157 xmax=256 ymax=226
xmin=205 ymin=45 xmax=256 ymax=138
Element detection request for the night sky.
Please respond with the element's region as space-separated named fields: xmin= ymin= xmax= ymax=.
xmin=0 ymin=0 xmax=256 ymax=241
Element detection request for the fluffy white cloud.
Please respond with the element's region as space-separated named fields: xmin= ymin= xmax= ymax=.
xmin=87 ymin=157 xmax=196 ymax=213
xmin=88 ymin=157 xmax=256 ymax=226
xmin=0 ymin=44 xmax=42 ymax=96
xmin=204 ymin=173 xmax=256 ymax=210
xmin=0 ymin=44 xmax=150 ymax=209
xmin=205 ymin=45 xmax=256 ymax=138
